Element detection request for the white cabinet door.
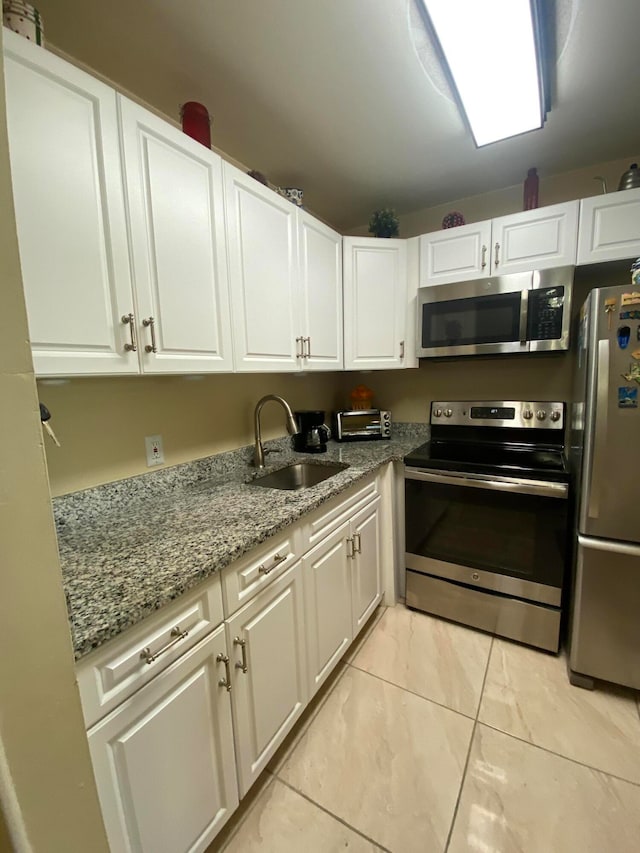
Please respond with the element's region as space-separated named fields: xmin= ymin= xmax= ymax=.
xmin=119 ymin=98 xmax=233 ymax=373
xmin=226 ymin=561 xmax=307 ymax=795
xmin=302 ymin=521 xmax=352 ymax=697
xmin=492 ymin=201 xmax=578 ymax=275
xmin=577 ymin=188 xmax=640 ymax=265
xmin=420 ymin=221 xmax=492 ymax=285
xmin=224 ymin=164 xmax=300 ymax=371
xmin=298 ymin=210 xmax=343 ymax=370
xmin=3 ymin=30 xmax=137 ymax=376
xmin=343 ymin=237 xmax=407 ymax=370
xmin=350 ymin=497 xmax=382 ymax=636
xmin=87 ymin=625 xmax=238 ymax=853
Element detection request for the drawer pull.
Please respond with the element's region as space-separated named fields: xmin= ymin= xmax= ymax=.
xmin=353 ymin=532 xmax=362 ymax=554
xmin=139 ymin=626 xmax=189 ymax=665
xmin=217 ymin=653 xmax=232 ymax=691
xmin=258 ymin=552 xmax=287 ymax=575
xmin=234 ymin=636 xmax=248 ymax=673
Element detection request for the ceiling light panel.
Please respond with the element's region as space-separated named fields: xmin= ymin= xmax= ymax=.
xmin=421 ymin=0 xmax=546 ymax=146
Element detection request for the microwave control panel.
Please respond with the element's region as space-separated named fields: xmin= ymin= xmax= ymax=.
xmin=527 ymin=286 xmax=565 ymax=341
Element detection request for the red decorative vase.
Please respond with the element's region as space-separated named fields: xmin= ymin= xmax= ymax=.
xmin=180 ymin=101 xmax=211 ymax=148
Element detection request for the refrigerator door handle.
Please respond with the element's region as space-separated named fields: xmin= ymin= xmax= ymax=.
xmin=588 ymin=338 xmax=609 ymax=519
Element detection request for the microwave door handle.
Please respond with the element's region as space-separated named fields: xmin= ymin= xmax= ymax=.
xmin=519 ymin=289 xmax=529 ymax=346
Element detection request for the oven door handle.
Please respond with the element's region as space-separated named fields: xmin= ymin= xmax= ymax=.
xmin=404 ymin=467 xmax=568 ymax=499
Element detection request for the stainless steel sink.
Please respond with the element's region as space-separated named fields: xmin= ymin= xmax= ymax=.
xmin=250 ymin=462 xmax=349 ymax=491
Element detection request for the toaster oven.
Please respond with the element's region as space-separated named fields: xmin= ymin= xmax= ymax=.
xmin=334 ymin=410 xmax=391 ymax=441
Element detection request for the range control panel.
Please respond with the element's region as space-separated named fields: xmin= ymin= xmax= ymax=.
xmin=430 ymin=400 xmax=565 ymax=429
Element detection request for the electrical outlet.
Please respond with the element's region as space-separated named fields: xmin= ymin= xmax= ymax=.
xmin=145 ymin=435 xmax=164 ymax=467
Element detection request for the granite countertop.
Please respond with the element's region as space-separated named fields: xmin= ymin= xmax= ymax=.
xmin=55 ymin=425 xmax=429 ymax=660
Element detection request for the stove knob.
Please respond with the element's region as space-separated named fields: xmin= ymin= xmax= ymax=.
xmin=444 ymin=409 xmax=453 ymax=418
xmin=536 ymin=410 xmax=547 ymax=421
xmin=550 ymin=411 xmax=561 ymax=422
xmin=523 ymin=410 xmax=533 ymax=420
xmin=433 ymin=408 xmax=443 ymax=418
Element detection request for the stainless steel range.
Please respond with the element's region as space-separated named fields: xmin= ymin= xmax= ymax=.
xmin=404 ymin=401 xmax=570 ymax=652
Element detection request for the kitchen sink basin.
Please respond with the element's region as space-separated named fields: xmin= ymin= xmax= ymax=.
xmin=250 ymin=461 xmax=349 ymax=491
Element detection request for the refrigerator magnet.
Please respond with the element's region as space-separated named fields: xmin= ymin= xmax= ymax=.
xmin=618 ymin=326 xmax=631 ymax=349
xmin=632 ymin=349 xmax=640 ymax=361
xmin=621 ymin=292 xmax=640 ymax=307
xmin=618 ymin=386 xmax=638 ymax=408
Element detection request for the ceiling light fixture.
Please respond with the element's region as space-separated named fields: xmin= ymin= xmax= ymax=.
xmin=419 ymin=0 xmax=550 ymax=147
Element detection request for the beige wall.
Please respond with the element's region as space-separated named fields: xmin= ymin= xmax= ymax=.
xmin=41 ymin=372 xmax=344 ymax=496
xmin=0 ymin=30 xmax=109 ymax=853
xmin=349 ymin=155 xmax=639 ymax=238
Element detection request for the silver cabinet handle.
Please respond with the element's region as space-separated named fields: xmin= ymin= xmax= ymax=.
xmin=122 ymin=313 xmax=137 ymax=352
xmin=295 ymin=336 xmax=303 ymax=358
xmin=139 ymin=626 xmax=188 ymax=665
xmin=217 ymin=652 xmax=232 ymax=691
xmin=399 ymin=340 xmax=405 ymax=359
xmin=481 ymin=245 xmax=487 ymax=270
xmin=346 ymin=536 xmax=354 ymax=558
xmin=353 ymin=532 xmax=362 ymax=554
xmin=143 ymin=316 xmax=157 ymax=353
xmin=303 ymin=336 xmax=311 ymax=358
xmin=258 ymin=552 xmax=287 ymax=575
xmin=494 ymin=242 xmax=500 ymax=267
xmin=234 ymin=636 xmax=248 ymax=673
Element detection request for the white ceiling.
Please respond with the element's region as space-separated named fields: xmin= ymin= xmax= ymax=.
xmin=31 ymin=0 xmax=640 ymax=231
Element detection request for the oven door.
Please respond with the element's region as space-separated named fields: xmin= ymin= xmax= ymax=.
xmin=404 ymin=468 xmax=569 ymax=606
xmin=417 ymin=274 xmax=531 ymax=358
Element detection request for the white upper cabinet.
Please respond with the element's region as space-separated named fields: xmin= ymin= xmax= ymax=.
xmin=224 ymin=163 xmax=300 ymax=371
xmin=491 ymin=201 xmax=579 ymax=275
xmin=224 ymin=163 xmax=342 ymax=372
xmin=119 ymin=98 xmax=234 ymax=373
xmin=420 ymin=221 xmax=492 ymax=285
xmin=577 ymin=188 xmax=640 ymax=265
xmin=343 ymin=237 xmax=408 ymax=370
xmin=298 ymin=210 xmax=343 ymax=370
xmin=3 ymin=29 xmax=137 ymax=376
xmin=420 ymin=202 xmax=579 ymax=286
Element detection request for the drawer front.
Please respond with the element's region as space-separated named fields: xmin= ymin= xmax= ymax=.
xmin=222 ymin=527 xmax=303 ymax=617
xmin=302 ymin=475 xmax=378 ymax=551
xmin=77 ymin=574 xmax=224 ymax=728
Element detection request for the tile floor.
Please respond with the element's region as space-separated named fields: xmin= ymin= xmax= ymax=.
xmin=212 ymin=605 xmax=640 ymax=852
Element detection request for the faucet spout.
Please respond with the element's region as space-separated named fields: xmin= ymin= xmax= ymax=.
xmin=253 ymin=395 xmax=299 ymax=468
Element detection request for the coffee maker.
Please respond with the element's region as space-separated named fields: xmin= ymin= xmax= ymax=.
xmin=292 ymin=410 xmax=331 ymax=453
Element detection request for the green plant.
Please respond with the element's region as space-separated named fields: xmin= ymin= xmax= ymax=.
xmin=368 ymin=208 xmax=399 ymax=238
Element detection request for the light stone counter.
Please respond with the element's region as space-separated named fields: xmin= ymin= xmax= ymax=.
xmin=54 ymin=425 xmax=429 ymax=660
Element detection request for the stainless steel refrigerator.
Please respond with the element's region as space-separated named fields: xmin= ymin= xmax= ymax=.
xmin=569 ymin=284 xmax=640 ymax=690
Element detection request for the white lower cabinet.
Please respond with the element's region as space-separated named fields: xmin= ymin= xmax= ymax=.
xmin=303 ymin=495 xmax=383 ymax=697
xmin=81 ymin=470 xmax=391 ymax=851
xmin=303 ymin=520 xmax=353 ymax=697
xmin=87 ymin=624 xmax=238 ymax=853
xmin=226 ymin=561 xmax=308 ymax=796
xmin=350 ymin=497 xmax=382 ymax=635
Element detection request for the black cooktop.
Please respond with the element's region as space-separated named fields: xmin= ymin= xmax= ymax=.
xmin=404 ymin=439 xmax=569 ymax=483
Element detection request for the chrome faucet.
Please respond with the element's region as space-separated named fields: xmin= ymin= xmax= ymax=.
xmin=253 ymin=395 xmax=299 ymax=468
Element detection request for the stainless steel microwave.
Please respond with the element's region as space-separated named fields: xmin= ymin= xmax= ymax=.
xmin=416 ymin=267 xmax=573 ymax=358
